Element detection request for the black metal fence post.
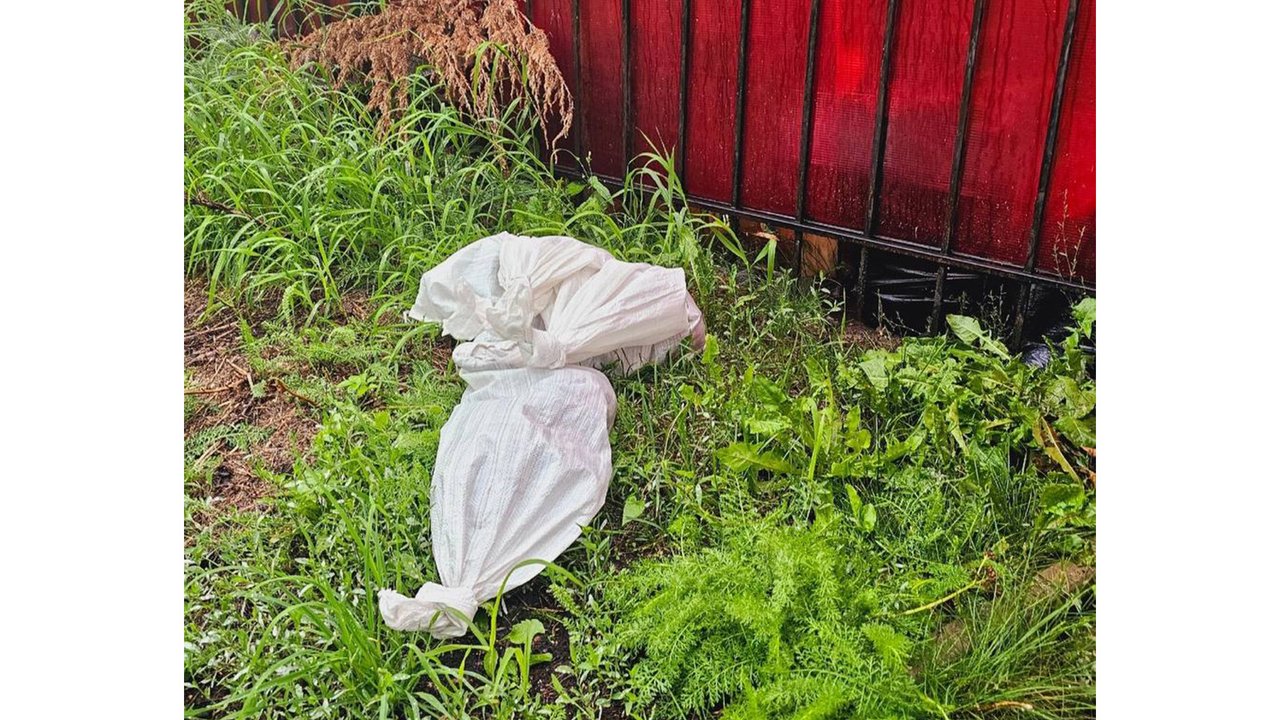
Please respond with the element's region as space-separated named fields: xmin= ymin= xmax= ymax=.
xmin=621 ymin=0 xmax=633 ymax=174
xmin=855 ymin=0 xmax=901 ymax=319
xmin=571 ymin=0 xmax=585 ymax=166
xmin=929 ymin=0 xmax=987 ymax=334
xmin=677 ymin=0 xmax=692 ymax=179
xmin=1013 ymin=0 xmax=1080 ymax=348
xmin=794 ymin=0 xmax=823 ymax=280
xmin=730 ymin=0 xmax=751 ymax=237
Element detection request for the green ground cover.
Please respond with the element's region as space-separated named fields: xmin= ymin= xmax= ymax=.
xmin=184 ymin=8 xmax=1095 ymax=718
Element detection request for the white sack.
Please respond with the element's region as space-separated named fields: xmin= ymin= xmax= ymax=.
xmin=379 ymin=233 xmax=703 ymax=637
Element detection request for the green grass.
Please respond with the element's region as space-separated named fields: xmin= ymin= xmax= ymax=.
xmin=185 ymin=3 xmax=740 ymax=324
xmin=184 ymin=7 xmax=1095 ymax=719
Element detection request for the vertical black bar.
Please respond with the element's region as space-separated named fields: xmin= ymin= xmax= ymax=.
xmin=864 ymin=0 xmax=899 ymax=234
xmin=1013 ymin=0 xmax=1080 ymax=347
xmin=731 ymin=0 xmax=751 ymax=210
xmin=794 ymin=0 xmax=822 ymax=221
xmin=621 ymin=0 xmax=633 ymax=174
xmin=793 ymin=0 xmax=822 ymax=282
xmin=571 ymin=0 xmax=585 ymax=165
xmin=929 ymin=0 xmax=987 ymax=334
xmin=1025 ymin=0 xmax=1079 ymax=273
xmin=526 ymin=0 xmax=547 ymax=173
xmin=855 ymin=0 xmax=900 ymax=319
xmin=677 ymin=0 xmax=692 ymax=179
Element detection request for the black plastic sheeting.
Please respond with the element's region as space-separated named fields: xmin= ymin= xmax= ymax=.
xmin=834 ymin=248 xmax=1094 ymax=366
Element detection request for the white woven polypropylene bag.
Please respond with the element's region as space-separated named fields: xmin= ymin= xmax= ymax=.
xmin=378 ymin=233 xmax=703 ymax=637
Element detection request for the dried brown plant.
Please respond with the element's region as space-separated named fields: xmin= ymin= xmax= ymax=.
xmin=288 ymin=0 xmax=573 ymax=142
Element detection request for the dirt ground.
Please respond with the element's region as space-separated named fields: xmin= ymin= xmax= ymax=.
xmin=184 ymin=282 xmax=319 ymax=517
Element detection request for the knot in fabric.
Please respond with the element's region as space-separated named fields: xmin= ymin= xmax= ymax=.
xmin=378 ymin=583 xmax=480 ymax=639
xmin=473 ymin=276 xmax=568 ymax=368
xmin=484 ymin=277 xmax=535 ymax=340
xmin=527 ymin=330 xmax=566 ymax=369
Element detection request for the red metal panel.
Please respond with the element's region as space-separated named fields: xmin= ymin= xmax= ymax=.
xmin=954 ymin=0 xmax=1069 ymax=265
xmin=1035 ymin=0 xmax=1094 ymax=282
xmin=630 ymin=1 xmax=683 ymax=165
xmin=579 ymin=0 xmax=625 ymax=177
xmin=530 ymin=0 xmax=575 ymax=156
xmin=804 ymin=0 xmax=888 ymax=230
xmin=739 ymin=0 xmax=811 ymax=215
xmin=683 ymin=0 xmax=742 ymax=201
xmin=525 ymin=0 xmax=1095 ymax=284
xmin=877 ymin=0 xmax=973 ymax=245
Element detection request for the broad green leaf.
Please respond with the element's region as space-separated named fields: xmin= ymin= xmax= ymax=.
xmin=845 ymin=426 xmax=872 ymax=453
xmin=844 ymin=484 xmax=863 ymax=514
xmin=715 ymin=442 xmax=796 ymax=475
xmin=814 ymin=483 xmax=835 ymax=525
xmin=947 ymin=314 xmax=1011 ymax=360
xmin=1073 ymin=297 xmax=1096 ymax=337
xmin=507 ymin=618 xmax=545 ymax=645
xmin=621 ymin=495 xmax=646 ymax=527
xmin=947 ymin=314 xmax=985 ymax=345
xmin=883 ymin=430 xmax=925 ymax=462
xmin=744 ymin=416 xmax=791 ymax=436
xmin=749 ymin=374 xmax=789 ymax=410
xmin=701 ymin=333 xmax=719 ymax=363
xmin=1040 ymin=482 xmax=1086 ymax=515
xmin=859 ymin=357 xmax=889 ymax=391
xmin=677 ymin=383 xmax=701 ymax=405
xmin=1055 ymin=414 xmax=1096 ymax=448
xmin=859 ymin=504 xmax=878 ymax=533
xmin=1048 ymin=376 xmax=1095 ymax=418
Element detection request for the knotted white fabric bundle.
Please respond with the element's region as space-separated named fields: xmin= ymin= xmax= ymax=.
xmin=378 ymin=233 xmax=704 ymax=637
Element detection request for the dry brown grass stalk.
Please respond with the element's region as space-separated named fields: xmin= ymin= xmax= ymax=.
xmin=287 ymin=0 xmax=573 ymax=141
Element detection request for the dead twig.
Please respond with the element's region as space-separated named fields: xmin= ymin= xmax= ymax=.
xmin=185 ymin=379 xmax=246 ymax=395
xmin=227 ymin=359 xmax=254 ymax=387
xmin=185 ymin=321 xmax=237 ymax=341
xmin=184 ymin=191 xmax=287 ymax=238
xmin=274 ymin=377 xmax=321 ymax=408
xmin=191 ymin=440 xmax=223 ymax=470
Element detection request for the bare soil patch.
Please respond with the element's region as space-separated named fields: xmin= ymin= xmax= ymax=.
xmin=843 ymin=317 xmax=901 ymax=351
xmin=184 ymin=281 xmax=319 ymax=518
